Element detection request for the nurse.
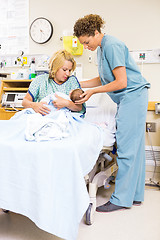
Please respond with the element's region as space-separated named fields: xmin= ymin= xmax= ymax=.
xmin=73 ymin=14 xmax=150 ymax=212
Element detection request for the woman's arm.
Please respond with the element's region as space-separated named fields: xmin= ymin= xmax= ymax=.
xmin=80 ymin=76 xmax=102 ymax=88
xmin=75 ymin=66 xmax=127 ymax=104
xmin=22 ymin=92 xmax=51 ymax=115
xmin=52 ymin=94 xmax=82 ymax=111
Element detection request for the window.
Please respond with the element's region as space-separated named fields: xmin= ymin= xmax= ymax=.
xmin=0 ymin=0 xmax=29 ymax=55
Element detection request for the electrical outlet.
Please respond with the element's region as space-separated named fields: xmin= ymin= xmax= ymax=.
xmin=146 ymin=122 xmax=156 ymax=132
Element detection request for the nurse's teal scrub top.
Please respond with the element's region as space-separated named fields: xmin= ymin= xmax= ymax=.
xmin=97 ymin=35 xmax=150 ymax=104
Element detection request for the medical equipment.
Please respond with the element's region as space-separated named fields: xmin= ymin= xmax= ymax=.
xmin=11 ymin=69 xmax=29 ymax=80
xmin=155 ymin=102 xmax=160 ymax=114
xmin=62 ymin=31 xmax=83 ymax=56
xmin=1 ymin=92 xmax=26 ymax=108
xmin=129 ymin=48 xmax=160 ymax=64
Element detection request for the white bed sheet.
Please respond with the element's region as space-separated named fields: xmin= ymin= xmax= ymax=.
xmin=0 ymin=110 xmax=104 ymax=240
xmin=0 ymin=93 xmax=117 ymax=240
xmin=84 ymin=92 xmax=117 ymax=147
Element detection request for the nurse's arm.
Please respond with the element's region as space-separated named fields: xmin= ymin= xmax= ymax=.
xmin=79 ymin=76 xmax=102 ymax=88
xmin=92 ymin=66 xmax=127 ymax=94
xmin=75 ymin=66 xmax=127 ymax=104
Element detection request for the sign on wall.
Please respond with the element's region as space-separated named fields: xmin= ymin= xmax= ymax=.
xmin=0 ymin=0 xmax=29 ymax=55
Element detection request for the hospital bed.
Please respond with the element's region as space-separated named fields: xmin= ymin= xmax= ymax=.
xmin=0 ymin=92 xmax=117 ymax=240
xmin=83 ymin=93 xmax=118 ymax=225
xmin=85 ymin=146 xmax=118 ymax=225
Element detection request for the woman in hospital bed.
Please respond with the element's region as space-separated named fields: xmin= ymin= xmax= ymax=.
xmin=22 ymin=88 xmax=86 ymax=142
xmin=22 ymin=49 xmax=86 ymax=117
xmin=0 ymin=50 xmax=105 ymax=240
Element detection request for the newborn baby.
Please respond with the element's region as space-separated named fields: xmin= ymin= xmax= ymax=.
xmin=41 ymin=88 xmax=84 ymax=111
xmin=69 ymin=88 xmax=84 ymax=102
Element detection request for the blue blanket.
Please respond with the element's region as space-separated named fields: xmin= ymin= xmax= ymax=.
xmin=0 ymin=109 xmax=104 ymax=240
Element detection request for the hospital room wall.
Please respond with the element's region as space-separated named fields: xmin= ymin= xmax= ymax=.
xmin=31 ymin=0 xmax=159 ymax=147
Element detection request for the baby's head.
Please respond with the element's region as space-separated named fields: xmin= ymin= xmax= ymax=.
xmin=70 ymin=88 xmax=84 ymax=103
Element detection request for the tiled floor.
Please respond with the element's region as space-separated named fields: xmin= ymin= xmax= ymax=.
xmin=0 ymin=185 xmax=160 ymax=240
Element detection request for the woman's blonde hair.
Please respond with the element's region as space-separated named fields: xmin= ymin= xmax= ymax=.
xmin=49 ymin=49 xmax=76 ymax=79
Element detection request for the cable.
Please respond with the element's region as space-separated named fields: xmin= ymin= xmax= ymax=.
xmin=140 ymin=60 xmax=144 ymax=75
xmin=147 ymin=128 xmax=157 ymax=179
xmin=145 ymin=180 xmax=160 ymax=190
xmin=146 ymin=126 xmax=160 ymax=188
xmin=11 ymin=106 xmax=20 ymax=111
xmin=5 ymin=105 xmax=20 ymax=112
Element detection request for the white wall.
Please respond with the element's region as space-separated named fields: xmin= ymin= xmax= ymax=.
xmin=29 ymin=0 xmax=160 ymax=102
xmin=27 ymin=0 xmax=160 ymax=147
xmin=2 ymin=0 xmax=159 ymax=145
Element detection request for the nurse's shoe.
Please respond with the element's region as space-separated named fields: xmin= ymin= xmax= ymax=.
xmin=133 ymin=201 xmax=142 ymax=206
xmin=96 ymin=201 xmax=127 ymax=212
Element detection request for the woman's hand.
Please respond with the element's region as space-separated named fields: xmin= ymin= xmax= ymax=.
xmin=22 ymin=92 xmax=50 ymax=115
xmin=75 ymin=89 xmax=94 ymax=104
xmin=52 ymin=94 xmax=69 ymax=110
xmin=33 ymin=102 xmax=51 ymax=115
xmin=53 ymin=93 xmax=82 ymax=111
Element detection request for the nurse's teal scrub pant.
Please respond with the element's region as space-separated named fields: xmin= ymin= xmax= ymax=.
xmin=110 ymin=87 xmax=148 ymax=208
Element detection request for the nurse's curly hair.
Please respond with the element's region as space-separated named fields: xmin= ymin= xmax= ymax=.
xmin=49 ymin=49 xmax=76 ymax=80
xmin=73 ymin=14 xmax=105 ymax=37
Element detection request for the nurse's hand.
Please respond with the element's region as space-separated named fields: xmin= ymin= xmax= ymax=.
xmin=75 ymin=89 xmax=94 ymax=104
xmin=32 ymin=102 xmax=51 ymax=115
